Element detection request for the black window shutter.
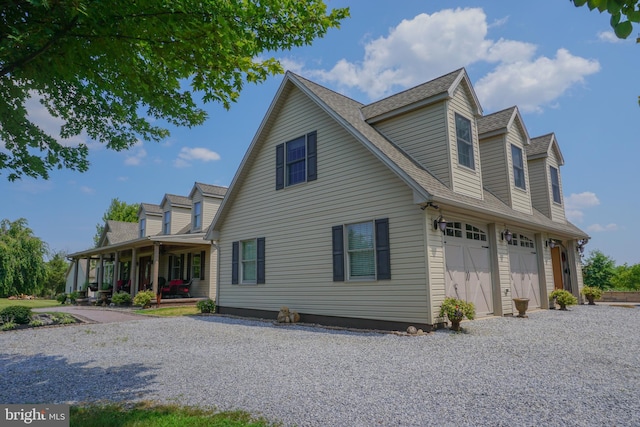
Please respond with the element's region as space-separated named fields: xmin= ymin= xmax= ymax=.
xmin=275 ymin=144 xmax=285 ymax=190
xmin=231 ymin=242 xmax=239 ymax=284
xmin=186 ymin=253 xmax=192 ymax=280
xmin=200 ymin=250 xmax=206 ymax=280
xmin=168 ymin=255 xmax=173 ymax=280
xmin=307 ymin=131 xmax=317 ymax=182
xmin=332 ymin=225 xmax=345 ymax=282
xmin=375 ymin=218 xmax=391 ymax=280
xmin=179 ymin=254 xmax=185 ymax=280
xmin=257 ymin=237 xmax=265 ymax=284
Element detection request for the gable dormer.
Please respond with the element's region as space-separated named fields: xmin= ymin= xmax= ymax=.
xmin=478 ymin=106 xmax=533 ymax=214
xmin=188 ymin=182 xmax=227 ymax=232
xmin=137 ymin=203 xmax=162 ymax=237
xmin=159 ymin=194 xmax=191 ymax=235
xmin=526 ymin=133 xmax=566 ymax=222
xmin=362 ymin=68 xmax=484 ymax=199
xmin=97 ymin=220 xmax=138 ymax=247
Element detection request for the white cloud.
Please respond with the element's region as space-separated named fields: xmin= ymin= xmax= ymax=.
xmin=174 ymin=147 xmax=221 ymax=168
xmin=597 ymin=31 xmax=624 ymax=43
xmin=80 ymin=186 xmax=95 ymax=195
xmin=476 ymin=48 xmax=600 ymax=112
xmin=587 ymin=223 xmax=619 ymax=232
xmin=124 ymin=141 xmax=147 ymax=166
xmin=299 ymin=8 xmax=599 ymax=112
xmin=564 ymin=191 xmax=600 ymax=223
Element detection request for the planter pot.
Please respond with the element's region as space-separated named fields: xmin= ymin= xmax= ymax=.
xmin=586 ymin=295 xmax=596 ymax=305
xmin=450 ymin=318 xmax=462 ymax=331
xmin=513 ymin=298 xmax=529 ymax=318
xmin=559 ymin=303 xmax=567 ymax=311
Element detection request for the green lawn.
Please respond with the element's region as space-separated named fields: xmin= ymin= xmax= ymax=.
xmin=135 ymin=306 xmax=200 ymax=317
xmin=70 ymin=403 xmax=278 ymax=427
xmin=0 ymin=298 xmax=60 ymax=310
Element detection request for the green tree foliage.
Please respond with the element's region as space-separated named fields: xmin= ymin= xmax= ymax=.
xmin=43 ymin=251 xmax=69 ymax=297
xmin=611 ymin=263 xmax=640 ymax=290
xmin=582 ymin=249 xmax=617 ymax=289
xmin=571 ymin=0 xmax=640 ymax=38
xmin=94 ymin=198 xmax=140 ymax=246
xmin=0 ymin=218 xmax=47 ymax=297
xmin=0 ymin=1 xmax=349 ymax=181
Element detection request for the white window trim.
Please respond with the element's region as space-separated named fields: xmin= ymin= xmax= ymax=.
xmin=550 ymin=166 xmax=562 ymax=205
xmin=511 ymin=144 xmax=526 ymax=190
xmin=345 ymin=221 xmax=376 ymax=281
xmin=240 ymin=239 xmax=258 ymax=285
xmin=285 ymin=135 xmax=308 ymax=187
xmin=163 ymin=211 xmax=171 ymax=234
xmin=193 ymin=201 xmax=202 ymax=230
xmin=455 ymin=113 xmax=475 ymax=171
xmin=191 ymin=252 xmax=201 ymax=279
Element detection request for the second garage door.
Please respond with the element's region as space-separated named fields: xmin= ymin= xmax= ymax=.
xmin=508 ymin=233 xmax=541 ymax=310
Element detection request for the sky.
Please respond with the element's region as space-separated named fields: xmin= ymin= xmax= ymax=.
xmin=1 ymin=0 xmax=639 ymax=266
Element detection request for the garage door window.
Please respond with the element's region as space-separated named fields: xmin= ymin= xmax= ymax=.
xmin=445 ymin=222 xmax=463 ymax=238
xmin=465 ymin=224 xmax=487 ymax=241
xmin=509 ymin=234 xmax=534 ymax=248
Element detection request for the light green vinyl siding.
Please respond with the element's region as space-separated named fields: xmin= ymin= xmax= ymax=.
xmin=528 ymin=159 xmax=550 ymax=217
xmin=447 ymin=85 xmax=483 ymax=199
xmin=547 ymin=151 xmax=566 ymax=222
xmin=479 ymin=135 xmax=509 ymax=203
xmin=217 ymin=87 xmax=429 ymax=324
xmin=374 ymin=102 xmax=451 ymax=187
xmin=506 ymin=130 xmax=532 ymax=214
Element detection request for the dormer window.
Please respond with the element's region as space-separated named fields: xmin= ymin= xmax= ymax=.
xmin=163 ymin=211 xmax=171 ymax=234
xmin=511 ymin=144 xmax=525 ymax=190
xmin=550 ymin=166 xmax=561 ymax=204
xmin=193 ymin=201 xmax=202 ymax=229
xmin=455 ymin=114 xmax=474 ymax=170
xmin=139 ymin=218 xmax=146 ymax=238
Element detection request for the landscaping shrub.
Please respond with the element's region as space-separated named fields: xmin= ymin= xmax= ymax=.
xmin=133 ymin=290 xmax=155 ymax=308
xmin=51 ymin=313 xmax=76 ymax=324
xmin=68 ymin=291 xmax=79 ymax=304
xmin=0 ymin=306 xmax=32 ymax=324
xmin=550 ymin=289 xmax=578 ymax=309
xmin=196 ymin=299 xmax=216 ymax=314
xmin=56 ymin=293 xmax=67 ymax=304
xmin=1 ymin=320 xmax=17 ymax=331
xmin=111 ymin=291 xmax=132 ymax=305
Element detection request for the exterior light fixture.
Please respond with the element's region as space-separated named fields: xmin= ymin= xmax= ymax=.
xmin=434 ymin=215 xmax=447 ymax=232
xmin=577 ymin=238 xmax=589 ymax=255
xmin=547 ymin=239 xmax=556 ymax=249
xmin=501 ymin=229 xmax=513 ymax=243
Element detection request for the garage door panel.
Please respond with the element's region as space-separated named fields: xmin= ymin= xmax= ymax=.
xmin=509 ymin=235 xmax=541 ymax=310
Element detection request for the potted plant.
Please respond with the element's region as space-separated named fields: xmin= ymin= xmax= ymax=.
xmin=512 ymin=298 xmax=530 ymax=318
xmin=439 ymin=297 xmax=475 ymax=331
xmin=580 ymin=286 xmax=603 ymax=305
xmin=549 ymin=289 xmax=578 ymax=311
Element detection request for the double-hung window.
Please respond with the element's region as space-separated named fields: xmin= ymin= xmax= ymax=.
xmin=276 ymin=131 xmax=317 ymax=189
xmin=193 ymin=201 xmax=202 ymax=229
xmin=139 ymin=218 xmax=146 ymax=238
xmin=511 ymin=144 xmax=526 ymax=190
xmin=332 ymin=218 xmax=391 ymax=282
xmin=163 ymin=211 xmax=171 ymax=234
xmin=231 ymin=238 xmax=265 ymax=285
xmin=191 ymin=253 xmax=201 ymax=279
xmin=550 ymin=166 xmax=561 ymax=204
xmin=455 ymin=114 xmax=474 ymax=170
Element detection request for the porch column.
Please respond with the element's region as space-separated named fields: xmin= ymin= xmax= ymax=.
xmin=113 ymin=251 xmax=120 ymax=292
xmin=152 ymin=242 xmax=160 ymax=295
xmin=84 ymin=257 xmax=91 ymax=290
xmin=131 ymin=247 xmax=138 ymax=297
xmin=73 ymin=258 xmax=80 ymax=292
xmin=97 ymin=254 xmax=104 ymax=289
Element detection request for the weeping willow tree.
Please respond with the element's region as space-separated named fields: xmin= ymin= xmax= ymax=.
xmin=0 ymin=218 xmax=47 ymax=297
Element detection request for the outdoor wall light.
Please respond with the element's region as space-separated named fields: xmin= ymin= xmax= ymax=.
xmin=434 ymin=215 xmax=448 ymax=232
xmin=577 ymin=238 xmax=589 ymax=254
xmin=546 ymin=239 xmax=557 ymax=249
xmin=501 ymin=229 xmax=513 ymax=243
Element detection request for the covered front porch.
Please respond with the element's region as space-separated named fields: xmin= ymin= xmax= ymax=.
xmin=68 ymin=234 xmax=214 ymax=305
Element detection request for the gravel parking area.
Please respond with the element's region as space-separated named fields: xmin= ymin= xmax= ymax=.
xmin=1 ymin=304 xmax=639 ymax=426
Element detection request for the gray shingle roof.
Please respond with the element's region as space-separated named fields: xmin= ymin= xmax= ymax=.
xmin=477 ymin=107 xmax=517 ymax=135
xmin=140 ymin=203 xmax=162 ymax=216
xmin=527 ymin=133 xmax=554 ymax=157
xmin=103 ymin=220 xmax=138 ymax=245
xmin=195 ymin=182 xmax=227 ymax=197
xmin=163 ymin=194 xmax=191 ymax=208
xmin=361 ymin=68 xmax=465 ymax=121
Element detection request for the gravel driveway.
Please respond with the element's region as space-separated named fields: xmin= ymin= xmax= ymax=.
xmin=1 ymin=304 xmax=639 ymax=426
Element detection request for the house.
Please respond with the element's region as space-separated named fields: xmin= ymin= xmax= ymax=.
xmin=205 ymin=69 xmax=588 ymax=331
xmin=68 ymin=182 xmax=227 ymax=301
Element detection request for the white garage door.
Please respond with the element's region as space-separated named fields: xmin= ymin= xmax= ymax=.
xmin=444 ymin=222 xmax=493 ymax=317
xmin=508 ymin=233 xmax=541 ymax=309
